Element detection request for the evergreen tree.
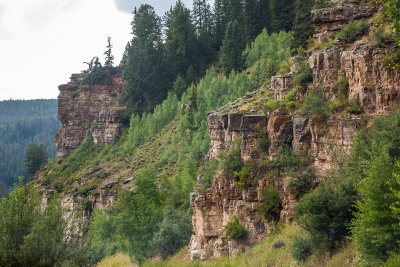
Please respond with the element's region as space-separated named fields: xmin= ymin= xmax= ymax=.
xmin=259 ymin=0 xmax=271 ymax=32
xmin=173 ymin=75 xmax=187 ymax=99
xmin=165 ymin=1 xmax=197 ymax=76
xmin=213 ymin=0 xmax=228 ymax=48
xmin=193 ymin=0 xmax=208 ymax=34
xmin=270 ymin=0 xmax=295 ymax=33
xmin=24 ymin=144 xmax=48 ymax=176
xmin=120 ymin=42 xmax=131 ymax=67
xmin=226 ymin=0 xmax=244 ymax=25
xmin=122 ymin=4 xmax=168 ymax=114
xmin=291 ymin=0 xmax=314 ymax=53
xmin=220 ymin=20 xmax=246 ymax=75
xmin=244 ymin=0 xmax=261 ymax=42
xmin=104 ymin=36 xmax=114 ymax=67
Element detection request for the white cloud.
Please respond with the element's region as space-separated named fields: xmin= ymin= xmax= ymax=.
xmin=114 ymin=0 xmax=194 ymax=14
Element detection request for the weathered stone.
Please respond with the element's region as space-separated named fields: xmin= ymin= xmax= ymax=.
xmin=56 ymin=68 xmax=126 ymax=161
xmin=271 ymin=74 xmax=293 ymax=101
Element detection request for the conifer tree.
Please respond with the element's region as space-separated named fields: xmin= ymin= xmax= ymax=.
xmin=291 ymin=0 xmax=314 ymax=53
xmin=245 ymin=0 xmax=261 ymax=42
xmin=259 ymin=0 xmax=271 ymax=31
xmin=213 ymin=0 xmax=228 ymax=48
xmin=269 ymin=0 xmax=295 ymax=33
xmin=104 ymin=36 xmax=114 ymax=67
xmin=24 ymin=144 xmax=48 ymax=176
xmin=193 ymin=0 xmax=207 ymax=34
xmin=220 ymin=20 xmax=246 ymax=75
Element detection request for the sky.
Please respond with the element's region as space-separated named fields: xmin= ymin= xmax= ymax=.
xmin=0 ymin=0 xmax=192 ymax=101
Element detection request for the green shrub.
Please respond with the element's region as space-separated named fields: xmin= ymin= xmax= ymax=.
xmin=300 ymin=87 xmax=330 ymax=116
xmin=263 ymin=99 xmax=282 ymax=113
xmin=256 ymin=186 xmax=282 ymax=222
xmin=81 ymin=66 xmax=116 ymax=85
xmin=295 ymin=177 xmax=357 ymax=250
xmin=336 ymin=20 xmax=370 ymax=43
xmin=224 ymin=216 xmax=248 ymax=240
xmin=274 ymin=145 xmax=301 ymax=174
xmin=293 ymin=61 xmax=313 ymax=88
xmin=382 ymin=53 xmax=400 ymax=71
xmin=234 ymin=159 xmax=256 ymax=189
xmin=313 ymin=0 xmax=333 ymax=9
xmin=221 ymin=143 xmax=243 ymax=178
xmin=70 ymin=91 xmax=79 ymax=100
xmin=373 ymin=25 xmax=396 ymax=47
xmin=278 ymin=59 xmax=294 ymax=74
xmin=287 ymin=169 xmax=315 ymax=199
xmin=291 ymin=235 xmax=313 ymax=262
xmin=346 ymin=99 xmax=364 ymax=114
xmin=257 ymin=129 xmax=271 ymax=152
xmin=198 ymin=158 xmax=219 ymax=194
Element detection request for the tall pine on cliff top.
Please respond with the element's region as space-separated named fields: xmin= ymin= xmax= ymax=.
xmin=291 ymin=0 xmax=314 ymax=52
xmin=122 ymin=4 xmax=168 ymax=114
xmin=220 ymin=20 xmax=246 ymax=75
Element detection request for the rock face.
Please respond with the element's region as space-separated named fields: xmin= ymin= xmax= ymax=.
xmin=189 ymin=110 xmax=362 ymax=260
xmin=189 ymin=1 xmax=397 ymax=260
xmin=55 ymin=68 xmax=126 ymax=161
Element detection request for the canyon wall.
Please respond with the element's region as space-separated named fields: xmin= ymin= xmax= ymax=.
xmin=55 ymin=68 xmax=126 ymax=161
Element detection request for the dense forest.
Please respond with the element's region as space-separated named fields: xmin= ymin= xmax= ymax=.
xmin=1 ymin=0 xmax=400 ymax=266
xmin=0 ymin=100 xmax=59 ymax=190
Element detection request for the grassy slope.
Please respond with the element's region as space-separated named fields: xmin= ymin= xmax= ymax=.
xmin=98 ymin=224 xmax=362 ymax=267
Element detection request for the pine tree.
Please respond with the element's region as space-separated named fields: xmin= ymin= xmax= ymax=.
xmin=165 ymin=1 xmax=197 ymax=76
xmin=193 ymin=0 xmax=207 ymax=34
xmin=120 ymin=42 xmax=131 ymax=67
xmin=122 ymin=4 xmax=168 ymax=114
xmin=24 ymin=144 xmax=48 ymax=176
xmin=244 ymin=0 xmax=261 ymax=42
xmin=220 ymin=20 xmax=246 ymax=75
xmin=213 ymin=0 xmax=228 ymax=48
xmin=104 ymin=36 xmax=114 ymax=67
xmin=291 ymin=0 xmax=314 ymax=53
xmin=270 ymin=0 xmax=295 ymax=33
xmin=259 ymin=0 xmax=271 ymax=31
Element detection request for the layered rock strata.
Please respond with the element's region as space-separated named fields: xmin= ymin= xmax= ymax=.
xmin=55 ymin=68 xmax=126 ymax=161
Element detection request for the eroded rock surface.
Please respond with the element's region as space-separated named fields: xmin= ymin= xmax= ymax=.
xmin=56 ymin=68 xmax=126 ymax=161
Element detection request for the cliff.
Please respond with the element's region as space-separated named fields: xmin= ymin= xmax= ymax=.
xmin=55 ymin=68 xmax=126 ymax=161
xmin=189 ymin=0 xmax=400 ymax=260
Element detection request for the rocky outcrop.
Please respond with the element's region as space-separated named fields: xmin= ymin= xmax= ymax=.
xmin=55 ymin=68 xmax=126 ymax=161
xmin=189 ymin=109 xmax=362 ymax=260
xmin=271 ymin=74 xmax=293 ymax=101
xmin=311 ymin=0 xmax=377 ymax=44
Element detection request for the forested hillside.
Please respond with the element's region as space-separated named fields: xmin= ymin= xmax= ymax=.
xmin=0 ymin=100 xmax=59 ymax=188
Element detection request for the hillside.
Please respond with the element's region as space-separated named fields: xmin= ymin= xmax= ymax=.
xmin=2 ymin=0 xmax=400 ymax=266
xmin=0 ymin=99 xmax=59 ymax=188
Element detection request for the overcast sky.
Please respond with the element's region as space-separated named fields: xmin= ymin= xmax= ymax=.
xmin=0 ymin=0 xmax=192 ymax=100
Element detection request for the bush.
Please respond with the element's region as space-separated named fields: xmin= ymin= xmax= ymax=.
xmin=257 ymin=187 xmax=282 ymax=222
xmin=81 ymin=66 xmax=116 ymax=85
xmin=346 ymin=99 xmax=364 ymax=114
xmin=293 ymin=61 xmax=313 ymax=88
xmin=373 ymin=25 xmax=396 ymax=47
xmin=198 ymin=158 xmax=219 ymax=194
xmin=300 ymin=87 xmax=330 ymax=116
xmin=234 ymin=159 xmax=257 ymax=189
xmin=221 ymin=143 xmax=243 ymax=178
xmin=70 ymin=91 xmax=79 ymax=100
xmin=287 ymin=168 xmax=315 ymax=199
xmin=291 ymin=235 xmax=313 ymax=262
xmin=263 ymin=99 xmax=282 ymax=113
xmin=382 ymin=53 xmax=400 ymax=71
xmin=274 ymin=145 xmax=301 ymax=174
xmin=224 ymin=216 xmax=248 ymax=240
xmin=336 ymin=20 xmax=370 ymax=43
xmin=278 ymin=59 xmax=294 ymax=74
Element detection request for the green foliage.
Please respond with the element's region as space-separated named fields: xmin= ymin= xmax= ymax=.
xmin=0 ymin=99 xmax=58 ymax=187
xmin=382 ymin=53 xmax=400 ymax=71
xmin=287 ymin=169 xmax=315 ymax=199
xmin=291 ymin=0 xmax=315 ymax=53
xmin=373 ymin=25 xmax=396 ymax=47
xmin=244 ymin=29 xmax=292 ymax=69
xmin=293 ymin=61 xmax=313 ymax=88
xmin=291 ymin=235 xmax=313 ymax=262
xmin=278 ymin=58 xmax=294 ymax=74
xmin=274 ymin=145 xmax=301 ymax=174
xmin=81 ymin=65 xmax=116 ymax=85
xmin=220 ymin=20 xmax=246 ymax=76
xmin=263 ymin=99 xmax=282 ymax=113
xmin=224 ymin=216 xmax=248 ymax=240
xmin=104 ymin=36 xmax=114 ymax=67
xmin=198 ymin=158 xmax=219 ymax=194
xmin=173 ymin=75 xmax=187 ymax=99
xmin=221 ymin=143 xmax=243 ymax=178
xmin=234 ymin=159 xmax=256 ymax=189
xmin=384 ymin=0 xmax=400 ymax=36
xmin=352 ymin=147 xmax=400 ymax=263
xmin=336 ymin=20 xmax=370 ymax=43
xmin=269 ymin=0 xmax=295 ymax=33
xmin=24 ymin=143 xmax=48 ymax=176
xmin=70 ymin=91 xmax=79 ymax=100
xmin=151 ymin=210 xmax=192 ymax=259
xmin=300 ymin=87 xmax=330 ymax=116
xmin=0 ymin=179 xmax=80 ymax=266
xmin=295 ymin=177 xmax=357 ymax=251
xmin=346 ymin=99 xmax=364 ymax=114
xmin=256 ymin=186 xmax=282 ymax=222
xmin=313 ymin=0 xmax=332 ymax=9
